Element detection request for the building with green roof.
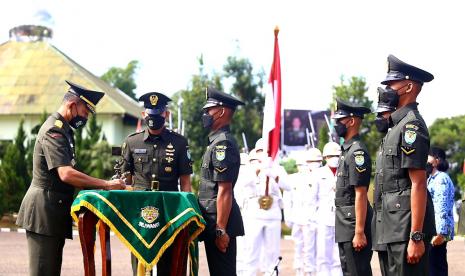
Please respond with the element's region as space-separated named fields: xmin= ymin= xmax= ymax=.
xmin=0 ymin=23 xmax=142 ymax=145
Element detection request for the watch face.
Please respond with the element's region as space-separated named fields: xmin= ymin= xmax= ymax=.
xmin=215 ymin=229 xmax=225 ymax=237
xmin=411 ymin=232 xmax=424 ymax=241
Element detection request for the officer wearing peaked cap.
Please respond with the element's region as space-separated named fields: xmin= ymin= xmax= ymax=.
xmin=371 ymin=87 xmax=398 ymax=276
xmin=382 ymin=54 xmax=434 ymax=85
xmin=16 ymin=80 xmax=126 ymax=276
xmin=333 ymin=98 xmax=373 ymax=276
xmin=374 ymin=87 xmax=397 ymax=134
xmin=119 ymin=92 xmax=193 ymax=275
xmin=377 ymin=55 xmax=436 ymax=275
xmin=198 ymin=87 xmax=245 ymax=276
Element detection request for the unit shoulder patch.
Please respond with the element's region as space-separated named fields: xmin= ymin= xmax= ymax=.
xmin=404 ymin=129 xmax=417 ymax=145
xmin=215 ymin=149 xmax=226 ymax=161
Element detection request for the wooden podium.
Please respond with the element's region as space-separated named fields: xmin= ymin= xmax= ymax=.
xmin=71 ymin=191 xmax=205 ymax=276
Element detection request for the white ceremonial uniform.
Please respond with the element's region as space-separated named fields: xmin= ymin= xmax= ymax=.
xmin=234 ymin=163 xmax=256 ymax=276
xmin=283 ymin=170 xmax=319 ymax=276
xmin=242 ymin=164 xmax=291 ymax=276
xmin=314 ymin=165 xmax=343 ymax=276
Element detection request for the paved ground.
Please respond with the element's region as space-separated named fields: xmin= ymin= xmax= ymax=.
xmin=0 ymin=231 xmax=464 ymax=275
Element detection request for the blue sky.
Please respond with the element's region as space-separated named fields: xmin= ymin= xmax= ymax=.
xmin=1 ymin=0 xmax=464 ymax=126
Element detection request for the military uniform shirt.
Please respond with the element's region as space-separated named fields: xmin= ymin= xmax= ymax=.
xmin=379 ymin=102 xmax=435 ymax=244
xmin=372 ymin=142 xmax=387 ymax=251
xmin=335 ymin=134 xmax=372 ymax=243
xmin=16 ymin=112 xmax=76 ymax=239
xmin=198 ymin=126 xmax=244 ymax=238
xmin=120 ymin=128 xmax=192 ymax=191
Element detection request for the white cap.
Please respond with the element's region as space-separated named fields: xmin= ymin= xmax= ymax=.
xmin=306 ymin=148 xmax=323 ymax=162
xmin=255 ymin=138 xmax=265 ymax=151
xmin=249 ymin=148 xmax=260 ymax=161
xmin=323 ymin=142 xmax=341 ymax=157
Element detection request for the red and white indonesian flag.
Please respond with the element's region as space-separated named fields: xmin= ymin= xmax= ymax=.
xmin=262 ymin=27 xmax=282 ymax=162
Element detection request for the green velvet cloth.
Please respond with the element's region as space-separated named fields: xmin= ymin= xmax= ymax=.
xmin=71 ymin=190 xmax=205 ymax=275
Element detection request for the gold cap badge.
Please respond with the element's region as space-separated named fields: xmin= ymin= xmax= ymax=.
xmin=150 ymin=95 xmax=158 ymax=106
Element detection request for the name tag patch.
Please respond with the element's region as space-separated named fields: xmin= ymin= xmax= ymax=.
xmin=134 ymin=149 xmax=147 ymax=154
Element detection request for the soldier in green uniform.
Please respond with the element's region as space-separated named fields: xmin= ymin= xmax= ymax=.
xmin=16 ymin=81 xmax=126 ymax=276
xmin=332 ymin=98 xmax=373 ymax=276
xmin=198 ymin=87 xmax=245 ymax=276
xmin=119 ymin=92 xmax=193 ymax=275
xmin=378 ymin=55 xmax=436 ymax=275
xmin=372 ymin=87 xmax=398 ymax=275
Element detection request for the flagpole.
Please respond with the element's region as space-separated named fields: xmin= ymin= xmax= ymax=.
xmin=259 ymin=26 xmax=281 ymax=211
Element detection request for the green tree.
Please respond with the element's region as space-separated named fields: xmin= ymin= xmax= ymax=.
xmin=88 ymin=140 xmax=114 ymax=179
xmin=317 ymin=124 xmax=330 ymax=152
xmin=223 ymin=56 xmax=265 ymax=150
xmin=101 ymin=60 xmax=139 ymax=100
xmin=79 ymin=115 xmax=100 ymax=170
xmin=429 ymin=115 xmax=465 ymax=198
xmin=26 ymin=111 xmax=48 ymax=179
xmin=331 ymin=76 xmax=381 ymax=158
xmin=0 ymin=120 xmax=30 ymax=215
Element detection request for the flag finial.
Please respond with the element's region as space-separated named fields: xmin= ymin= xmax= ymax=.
xmin=274 ymin=26 xmax=279 ymax=36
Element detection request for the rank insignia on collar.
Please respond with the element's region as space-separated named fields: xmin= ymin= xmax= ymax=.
xmin=404 ymin=130 xmax=417 ymax=145
xmin=141 ymin=206 xmax=159 ymax=223
xmin=216 ymin=149 xmax=225 ymax=161
xmin=150 ymin=95 xmax=158 ymax=106
xmin=54 ymin=120 xmax=63 ymax=128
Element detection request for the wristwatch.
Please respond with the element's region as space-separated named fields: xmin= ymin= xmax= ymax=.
xmin=215 ymin=228 xmax=226 ymax=237
xmin=410 ymin=231 xmax=425 ymax=242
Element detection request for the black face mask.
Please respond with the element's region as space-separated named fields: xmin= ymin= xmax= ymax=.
xmin=145 ymin=115 xmax=165 ymax=130
xmin=69 ymin=105 xmax=87 ymax=129
xmin=334 ymin=121 xmax=348 ymax=138
xmin=202 ymin=113 xmax=214 ymax=128
xmin=426 ymin=162 xmax=433 ymax=177
xmin=202 ymin=109 xmax=221 ymax=129
xmin=374 ymin=115 xmax=389 ymax=133
xmin=384 ymin=86 xmax=403 ymax=108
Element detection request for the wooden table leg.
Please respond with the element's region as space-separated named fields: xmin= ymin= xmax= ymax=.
xmin=170 ymin=227 xmax=189 ymax=276
xmin=79 ymin=211 xmax=98 ymax=276
xmin=98 ymin=221 xmax=111 ymax=276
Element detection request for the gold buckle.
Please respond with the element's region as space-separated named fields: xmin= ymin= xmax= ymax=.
xmin=151 ymin=181 xmax=159 ymax=191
